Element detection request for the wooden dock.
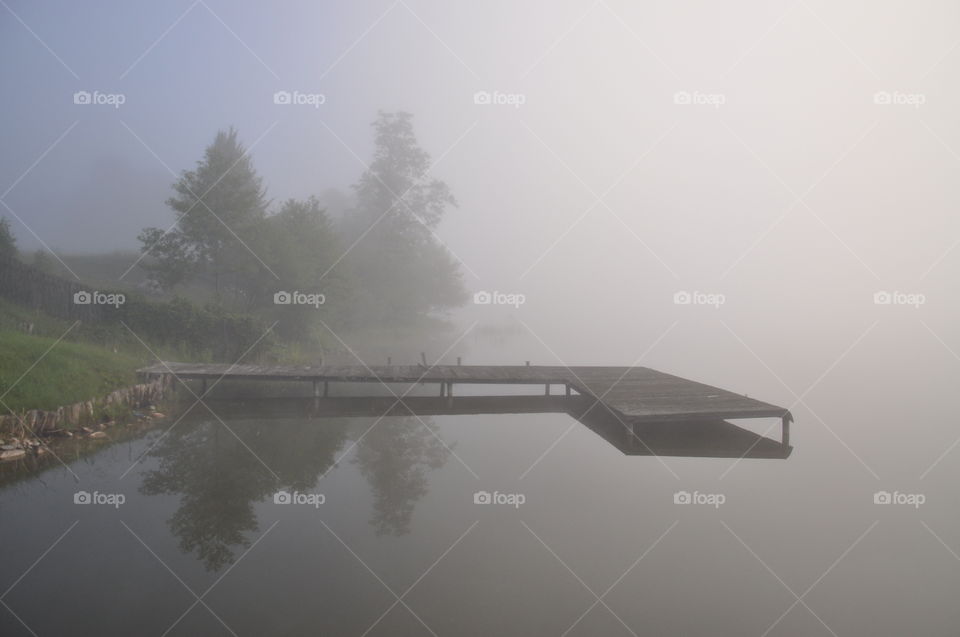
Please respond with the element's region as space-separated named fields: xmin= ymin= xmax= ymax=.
xmin=138 ymin=362 xmax=793 ymax=444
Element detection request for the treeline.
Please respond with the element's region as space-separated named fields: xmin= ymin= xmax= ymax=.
xmin=138 ymin=111 xmax=466 ymax=343
xmin=0 ymin=111 xmax=467 ymax=362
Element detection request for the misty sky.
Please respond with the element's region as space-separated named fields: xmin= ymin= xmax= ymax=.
xmin=2 ymin=0 xmax=959 ymax=378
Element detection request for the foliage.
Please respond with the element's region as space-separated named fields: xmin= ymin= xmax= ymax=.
xmin=341 ymin=111 xmax=468 ymax=325
xmin=138 ymin=127 xmax=268 ymax=299
xmin=116 ymin=295 xmax=273 ymax=362
xmin=0 ymin=217 xmax=16 ymax=259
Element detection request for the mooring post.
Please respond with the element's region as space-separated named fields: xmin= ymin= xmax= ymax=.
xmin=421 ymin=352 xmax=427 ymax=367
xmin=781 ymin=415 xmax=791 ymax=446
xmin=525 ymin=361 xmax=530 ymax=367
xmin=457 ymin=356 xmax=461 ymax=366
xmin=387 ymin=356 xmax=392 ymax=366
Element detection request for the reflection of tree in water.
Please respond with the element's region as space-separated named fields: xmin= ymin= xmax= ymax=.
xmin=352 ymin=416 xmax=449 ymax=536
xmin=141 ymin=424 xmax=270 ymax=570
xmin=140 ymin=416 xmax=351 ymax=571
xmin=140 ymin=412 xmax=448 ymax=569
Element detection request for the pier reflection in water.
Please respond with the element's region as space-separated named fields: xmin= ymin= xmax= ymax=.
xmin=149 ymin=395 xmax=788 ymax=571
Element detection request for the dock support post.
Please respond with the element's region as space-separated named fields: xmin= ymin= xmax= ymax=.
xmin=387 ymin=356 xmax=391 ymax=366
xmin=313 ymin=379 xmax=320 ymax=397
xmin=565 ymin=384 xmax=571 ymax=396
xmin=457 ymin=356 xmax=461 ymax=366
xmin=440 ymin=382 xmax=446 ymax=397
xmin=545 ymin=383 xmax=550 ymax=396
xmin=781 ymin=415 xmax=791 ymax=446
xmin=323 ymin=381 xmax=329 ymax=397
xmin=447 ymin=382 xmax=453 ymax=397
xmin=421 ymin=352 xmax=427 ymax=367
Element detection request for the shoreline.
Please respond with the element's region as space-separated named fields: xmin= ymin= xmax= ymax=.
xmin=0 ymin=374 xmax=174 ymax=463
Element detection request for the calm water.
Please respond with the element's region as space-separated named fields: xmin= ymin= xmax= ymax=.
xmin=2 ymin=326 xmax=959 ymax=636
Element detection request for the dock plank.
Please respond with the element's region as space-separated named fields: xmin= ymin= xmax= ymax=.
xmin=139 ymin=362 xmax=791 ymax=425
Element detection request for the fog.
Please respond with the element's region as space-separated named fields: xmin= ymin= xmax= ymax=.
xmin=2 ymin=1 xmax=960 ymax=635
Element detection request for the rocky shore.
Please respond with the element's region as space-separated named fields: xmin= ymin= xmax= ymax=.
xmin=0 ymin=373 xmax=174 ymax=462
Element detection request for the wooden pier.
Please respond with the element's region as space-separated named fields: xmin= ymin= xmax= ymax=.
xmin=138 ymin=362 xmax=794 ymax=445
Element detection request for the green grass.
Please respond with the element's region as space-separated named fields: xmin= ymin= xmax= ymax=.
xmin=0 ymin=330 xmax=142 ymax=413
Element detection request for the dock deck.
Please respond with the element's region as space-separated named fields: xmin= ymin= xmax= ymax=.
xmin=138 ymin=362 xmax=793 ymax=443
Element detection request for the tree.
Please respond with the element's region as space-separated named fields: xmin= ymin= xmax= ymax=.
xmin=0 ymin=217 xmax=16 ymax=259
xmin=138 ymin=127 xmax=268 ymax=301
xmin=31 ymin=249 xmax=59 ymax=275
xmin=252 ymin=196 xmax=343 ymax=338
xmin=342 ymin=112 xmax=467 ymax=324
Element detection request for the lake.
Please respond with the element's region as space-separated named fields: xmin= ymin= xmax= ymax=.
xmin=1 ymin=324 xmax=959 ymax=636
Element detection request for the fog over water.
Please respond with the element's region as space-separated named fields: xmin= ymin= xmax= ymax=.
xmin=1 ymin=1 xmax=959 ymax=635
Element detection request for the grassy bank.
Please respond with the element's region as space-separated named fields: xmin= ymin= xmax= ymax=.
xmin=0 ymin=330 xmax=141 ymax=413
